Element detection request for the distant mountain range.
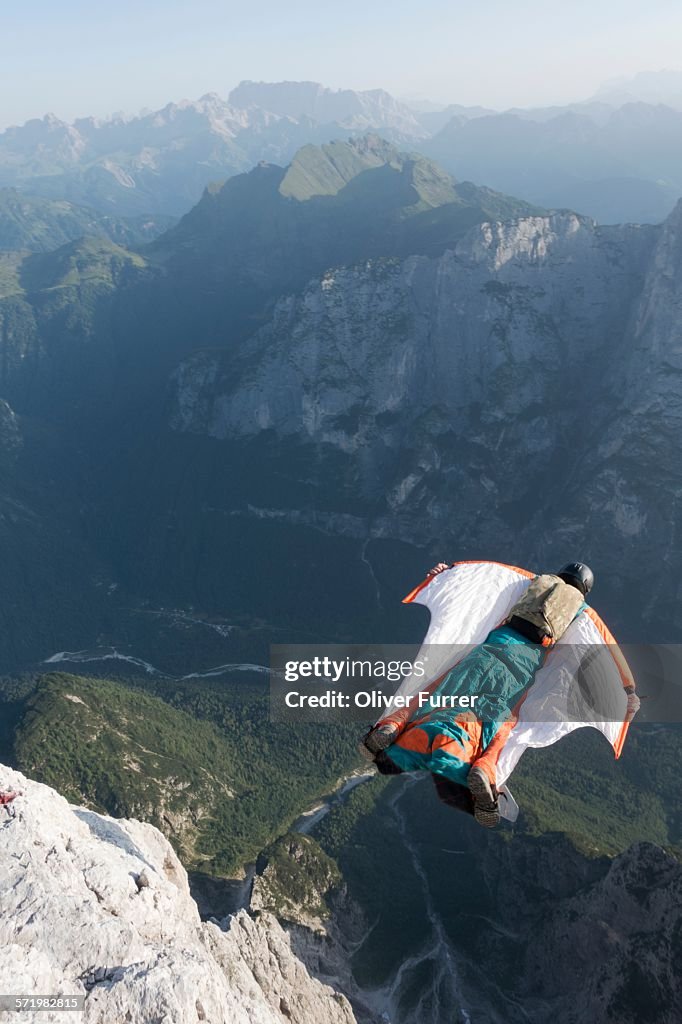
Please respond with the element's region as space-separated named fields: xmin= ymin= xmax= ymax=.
xmin=0 ymin=85 xmax=426 ymax=218
xmin=422 ymin=102 xmax=682 ymax=225
xmin=0 ymin=78 xmax=681 ymax=226
xmin=229 ymin=79 xmax=425 ymax=136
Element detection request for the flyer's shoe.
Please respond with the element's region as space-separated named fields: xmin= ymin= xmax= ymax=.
xmin=358 ymin=723 xmax=399 ymax=760
xmin=467 ymin=766 xmax=500 ymax=828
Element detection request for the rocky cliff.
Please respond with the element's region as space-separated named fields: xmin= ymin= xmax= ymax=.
xmin=170 ymin=206 xmax=673 ymax=635
xmin=0 ymin=766 xmax=356 ymax=1024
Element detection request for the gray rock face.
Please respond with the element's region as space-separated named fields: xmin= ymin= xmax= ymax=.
xmin=170 ymin=207 xmax=680 ymax=633
xmin=0 ymin=766 xmax=355 ymax=1024
xmin=0 ymin=154 xmax=679 ymax=665
xmin=173 ymin=212 xmax=648 ymax=450
xmin=560 ymin=200 xmax=682 ymax=635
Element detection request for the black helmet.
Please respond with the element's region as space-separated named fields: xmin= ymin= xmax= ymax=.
xmin=557 ymin=562 xmax=594 ymax=596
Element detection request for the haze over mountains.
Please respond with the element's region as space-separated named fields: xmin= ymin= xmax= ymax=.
xmin=1 ymin=76 xmax=682 ymax=223
xmin=592 ymin=68 xmax=682 ymax=109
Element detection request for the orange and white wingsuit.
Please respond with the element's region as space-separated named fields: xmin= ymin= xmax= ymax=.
xmin=373 ymin=561 xmax=636 ymax=817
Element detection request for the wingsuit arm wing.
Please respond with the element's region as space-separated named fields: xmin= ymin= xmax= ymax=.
xmin=374 ymin=560 xmax=535 ymax=733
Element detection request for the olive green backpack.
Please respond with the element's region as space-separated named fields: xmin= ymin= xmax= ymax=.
xmin=508 ymin=574 xmax=584 ymax=642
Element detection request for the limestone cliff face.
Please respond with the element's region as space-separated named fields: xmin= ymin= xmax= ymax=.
xmin=0 ymin=766 xmax=356 ymax=1024
xmin=572 ymin=200 xmax=682 ymax=634
xmin=170 ymin=208 xmax=677 ymax=632
xmin=173 ymin=212 xmax=646 ymax=455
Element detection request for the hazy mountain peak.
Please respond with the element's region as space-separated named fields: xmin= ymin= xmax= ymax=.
xmin=228 ymin=79 xmax=425 ymax=135
xmin=593 ymin=68 xmax=682 ymax=110
xmin=16 ymin=235 xmax=146 ymax=296
xmin=660 ymin=194 xmax=682 ymax=228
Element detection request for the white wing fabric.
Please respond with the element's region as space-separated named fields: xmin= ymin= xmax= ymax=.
xmin=382 ymin=560 xmax=534 ymax=717
xmin=387 ymin=560 xmax=633 ymax=784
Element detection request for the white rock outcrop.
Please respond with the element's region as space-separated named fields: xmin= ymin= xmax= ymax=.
xmin=0 ymin=766 xmax=356 ymax=1024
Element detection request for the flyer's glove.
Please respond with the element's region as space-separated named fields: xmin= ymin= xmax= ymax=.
xmin=427 ymin=562 xmax=451 ymax=577
xmin=625 ymin=689 xmax=641 ymax=719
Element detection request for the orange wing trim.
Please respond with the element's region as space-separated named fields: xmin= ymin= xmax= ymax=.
xmin=613 ymin=721 xmax=630 ymax=760
xmin=402 ymin=560 xmax=535 ymax=604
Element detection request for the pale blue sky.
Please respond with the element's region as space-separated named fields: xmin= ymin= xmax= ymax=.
xmin=1 ymin=0 xmax=682 ymax=127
